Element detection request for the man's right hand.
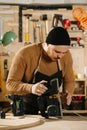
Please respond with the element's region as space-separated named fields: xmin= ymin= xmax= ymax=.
xmin=31 ymin=80 xmax=48 ymax=96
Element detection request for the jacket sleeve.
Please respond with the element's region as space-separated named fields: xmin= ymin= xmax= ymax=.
xmin=62 ymin=51 xmax=75 ymax=95
xmin=6 ymin=50 xmax=32 ymax=95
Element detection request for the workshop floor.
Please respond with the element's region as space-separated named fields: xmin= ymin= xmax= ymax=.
xmin=0 ymin=104 xmax=87 ymax=130
xmin=0 ymin=114 xmax=87 ymax=130
xmin=21 ymin=115 xmax=87 ymax=130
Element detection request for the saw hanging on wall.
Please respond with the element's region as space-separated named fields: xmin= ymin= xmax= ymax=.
xmin=52 ymin=14 xmax=63 ymax=28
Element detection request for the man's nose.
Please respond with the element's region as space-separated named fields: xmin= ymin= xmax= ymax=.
xmin=57 ymin=53 xmax=64 ymax=59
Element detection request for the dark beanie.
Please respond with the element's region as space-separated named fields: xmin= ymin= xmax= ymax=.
xmin=46 ymin=27 xmax=70 ymax=46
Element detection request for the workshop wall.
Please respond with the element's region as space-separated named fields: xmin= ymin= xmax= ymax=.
xmin=0 ymin=4 xmax=87 ymax=101
xmin=0 ymin=5 xmax=87 ymax=71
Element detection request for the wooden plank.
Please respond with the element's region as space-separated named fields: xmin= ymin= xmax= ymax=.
xmin=0 ymin=115 xmax=43 ymax=130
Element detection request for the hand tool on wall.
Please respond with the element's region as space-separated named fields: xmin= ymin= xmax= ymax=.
xmin=40 ymin=14 xmax=49 ymax=37
xmin=3 ymin=59 xmax=9 ymax=81
xmin=63 ymin=19 xmax=81 ymax=30
xmin=52 ymin=14 xmax=63 ymax=28
xmin=23 ymin=14 xmax=32 ymax=44
xmin=0 ymin=17 xmax=3 ymax=39
xmin=0 ymin=16 xmax=13 ymax=39
xmin=36 ymin=23 xmax=43 ymax=43
xmin=63 ymin=19 xmax=71 ymax=29
xmin=70 ymin=37 xmax=84 ymax=47
xmin=31 ymin=19 xmax=39 ymax=43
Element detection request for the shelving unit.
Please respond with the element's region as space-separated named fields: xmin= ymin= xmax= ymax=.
xmin=0 ymin=56 xmax=11 ymax=102
xmin=74 ymin=78 xmax=86 ymax=95
xmin=63 ymin=78 xmax=87 ymax=115
xmin=71 ymin=78 xmax=86 ymax=110
xmin=67 ymin=24 xmax=86 ymax=111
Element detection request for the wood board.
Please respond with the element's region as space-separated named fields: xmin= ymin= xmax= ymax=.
xmin=0 ymin=114 xmax=43 ymax=130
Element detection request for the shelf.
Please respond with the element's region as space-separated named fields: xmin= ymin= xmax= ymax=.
xmin=67 ymin=29 xmax=82 ymax=32
xmin=63 ymin=110 xmax=87 ymax=115
xmin=70 ymin=47 xmax=84 ymax=49
xmin=75 ymin=78 xmax=85 ymax=81
xmin=73 ymin=94 xmax=85 ymax=96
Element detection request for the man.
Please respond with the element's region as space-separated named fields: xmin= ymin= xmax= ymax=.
xmin=6 ymin=27 xmax=75 ymax=115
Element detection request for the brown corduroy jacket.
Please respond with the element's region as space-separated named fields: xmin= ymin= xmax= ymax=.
xmin=6 ymin=43 xmax=75 ymax=95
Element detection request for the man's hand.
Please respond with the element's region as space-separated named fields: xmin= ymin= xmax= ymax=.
xmin=32 ymin=80 xmax=48 ymax=96
xmin=66 ymin=90 xmax=72 ymax=105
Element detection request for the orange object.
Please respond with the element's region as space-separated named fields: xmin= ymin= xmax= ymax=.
xmin=72 ymin=7 xmax=87 ymax=30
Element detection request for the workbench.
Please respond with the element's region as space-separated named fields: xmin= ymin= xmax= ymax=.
xmin=0 ymin=113 xmax=87 ymax=130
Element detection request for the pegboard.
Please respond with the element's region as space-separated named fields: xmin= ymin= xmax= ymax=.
xmin=70 ymin=48 xmax=84 ymax=74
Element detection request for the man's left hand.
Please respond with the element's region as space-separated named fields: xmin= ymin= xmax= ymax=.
xmin=66 ymin=90 xmax=72 ymax=105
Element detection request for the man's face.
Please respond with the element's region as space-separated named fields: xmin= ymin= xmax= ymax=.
xmin=45 ymin=44 xmax=70 ymax=61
